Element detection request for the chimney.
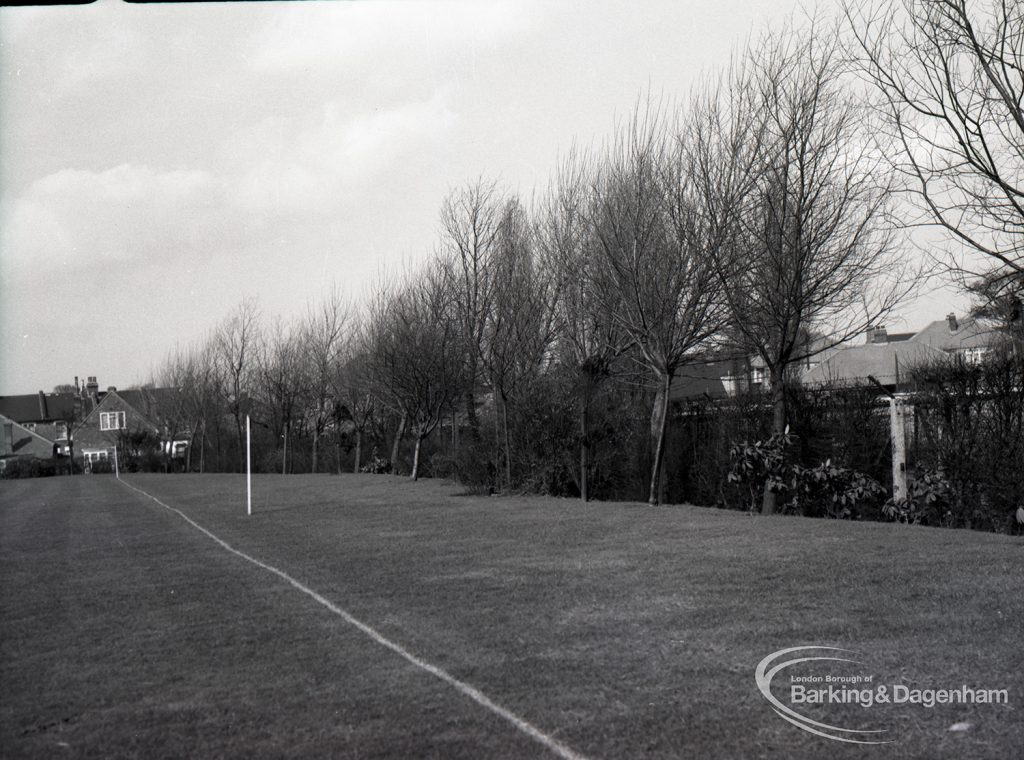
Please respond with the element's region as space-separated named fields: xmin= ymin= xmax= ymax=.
xmin=38 ymin=391 xmax=47 ymax=420
xmin=75 ymin=376 xmax=79 ymax=392
xmin=947 ymin=313 xmax=958 ymax=332
xmin=872 ymin=325 xmax=888 ymax=344
xmin=2 ymin=422 xmax=13 ymax=455
xmin=86 ymin=376 xmax=99 ymax=405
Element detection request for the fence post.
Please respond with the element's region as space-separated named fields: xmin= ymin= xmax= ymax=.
xmin=890 ymin=395 xmax=907 ymax=502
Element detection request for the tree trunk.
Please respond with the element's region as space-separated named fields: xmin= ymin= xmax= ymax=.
xmin=390 ymin=412 xmax=406 ymax=473
xmin=282 ymin=422 xmax=288 ymax=475
xmin=411 ymin=434 xmax=423 ymax=481
xmin=311 ymin=427 xmax=319 ymax=474
xmin=501 ymin=392 xmax=512 ymax=490
xmin=353 ymin=429 xmax=362 ymax=474
xmin=235 ymin=415 xmax=245 ymax=473
xmin=463 ymin=387 xmax=480 ymax=441
xmin=200 ymin=422 xmax=206 ymax=474
xmin=187 ymin=421 xmax=199 ymax=473
xmin=579 ymin=394 xmax=590 ymax=502
xmin=761 ymin=370 xmax=787 ymax=515
xmin=648 ymin=373 xmax=673 ymax=506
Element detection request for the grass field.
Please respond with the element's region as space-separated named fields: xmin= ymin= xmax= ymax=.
xmin=1 ymin=473 xmax=1021 ymax=759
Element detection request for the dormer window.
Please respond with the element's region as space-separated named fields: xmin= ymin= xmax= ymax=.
xmin=100 ymin=411 xmax=126 ymax=431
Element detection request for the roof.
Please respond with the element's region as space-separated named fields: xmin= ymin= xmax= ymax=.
xmin=0 ymin=393 xmax=77 ymax=423
xmin=81 ymin=390 xmax=161 ymax=433
xmin=0 ymin=414 xmax=56 ymax=459
xmin=669 ymin=360 xmax=738 ymax=401
xmin=909 ymin=316 xmax=998 ymax=352
xmin=802 ymin=341 xmax=947 ymax=387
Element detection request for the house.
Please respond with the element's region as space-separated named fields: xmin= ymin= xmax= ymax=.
xmin=670 ymin=313 xmax=1004 ymax=401
xmin=908 ymin=313 xmax=998 ymax=364
xmin=73 ymin=384 xmax=189 ymax=470
xmin=0 ymin=413 xmax=58 ymax=474
xmin=801 ymin=340 xmax=947 ymax=388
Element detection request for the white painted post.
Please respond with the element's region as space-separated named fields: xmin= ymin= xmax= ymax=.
xmin=890 ymin=395 xmax=907 ymax=502
xmin=246 ymin=415 xmax=252 ymax=516
xmin=113 ymin=446 xmax=119 ymax=480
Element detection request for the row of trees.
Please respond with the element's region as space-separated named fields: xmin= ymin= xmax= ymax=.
xmin=152 ymin=3 xmax=1021 ymax=513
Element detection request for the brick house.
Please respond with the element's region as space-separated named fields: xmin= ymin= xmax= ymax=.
xmin=74 ymin=385 xmax=189 ymax=471
xmin=0 ymin=413 xmax=58 ymax=474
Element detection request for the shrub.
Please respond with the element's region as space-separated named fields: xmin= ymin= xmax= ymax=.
xmin=1 ymin=457 xmax=57 ymax=479
xmin=882 ymin=468 xmax=953 ymax=526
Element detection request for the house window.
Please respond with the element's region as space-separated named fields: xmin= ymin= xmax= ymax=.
xmin=83 ymin=450 xmax=110 ymax=463
xmin=751 ymin=367 xmax=766 ymax=386
xmin=100 ymin=411 xmax=126 ymax=431
xmin=55 ymin=421 xmax=68 ymax=440
xmin=23 ymin=423 xmax=36 ymax=432
xmin=961 ymin=347 xmax=986 ymax=365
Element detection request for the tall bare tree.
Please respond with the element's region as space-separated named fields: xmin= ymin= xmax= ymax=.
xmin=332 ymin=324 xmax=377 ymax=474
xmin=440 ymin=179 xmax=505 ymax=443
xmin=258 ymin=316 xmax=307 ymax=474
xmin=723 ymin=23 xmax=913 ymax=513
xmin=367 ymin=263 xmax=463 ymax=480
xmin=848 ymin=0 xmax=1024 ymax=289
xmin=214 ymin=297 xmax=262 ymax=472
xmin=590 ymin=103 xmax=727 ymax=505
xmin=481 ymin=196 xmax=559 ymax=490
xmin=538 ymin=150 xmax=630 ymax=501
xmin=302 ymin=286 xmax=349 ymax=473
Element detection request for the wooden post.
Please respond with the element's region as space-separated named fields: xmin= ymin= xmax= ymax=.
xmin=890 ymin=395 xmax=907 ymax=502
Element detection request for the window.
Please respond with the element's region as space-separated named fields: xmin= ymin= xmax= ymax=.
xmin=99 ymin=411 xmax=126 ymax=431
xmin=55 ymin=421 xmax=68 ymax=440
xmin=751 ymin=367 xmax=766 ymax=386
xmin=83 ymin=450 xmax=110 ymax=463
xmin=23 ymin=423 xmax=36 ymax=432
xmin=961 ymin=347 xmax=986 ymax=365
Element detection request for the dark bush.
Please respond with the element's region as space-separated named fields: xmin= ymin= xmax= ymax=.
xmin=907 ymin=345 xmax=1024 ymax=532
xmin=1 ymin=457 xmax=57 ymax=479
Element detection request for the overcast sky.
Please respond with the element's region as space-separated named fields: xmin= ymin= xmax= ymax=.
xmin=0 ymin=0 xmax=967 ymax=395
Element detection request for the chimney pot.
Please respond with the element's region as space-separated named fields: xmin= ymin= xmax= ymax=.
xmin=947 ymin=313 xmax=958 ymax=331
xmin=872 ymin=325 xmax=888 ymax=344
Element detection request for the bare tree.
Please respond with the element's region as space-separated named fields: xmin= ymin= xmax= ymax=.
xmin=723 ymin=23 xmax=913 ymax=513
xmin=590 ymin=102 xmax=728 ymax=505
xmin=214 ymin=297 xmax=262 ymax=472
xmin=332 ymin=324 xmax=377 ymax=474
xmin=481 ymin=196 xmax=559 ymax=490
xmin=301 ymin=286 xmax=349 ymax=473
xmin=367 ymin=263 xmax=463 ymax=481
xmin=538 ymin=150 xmax=630 ymax=501
xmin=258 ymin=316 xmax=307 ymax=474
xmin=439 ymin=179 xmax=505 ymax=443
xmin=848 ymin=0 xmax=1024 ymax=288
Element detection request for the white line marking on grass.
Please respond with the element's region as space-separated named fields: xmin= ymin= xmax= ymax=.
xmin=116 ymin=477 xmax=591 ymax=760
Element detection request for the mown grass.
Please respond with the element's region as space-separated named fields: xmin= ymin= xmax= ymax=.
xmin=1 ymin=473 xmax=1020 ymax=759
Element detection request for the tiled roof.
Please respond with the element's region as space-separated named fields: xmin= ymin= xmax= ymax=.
xmin=802 ymin=341 xmax=947 ymax=386
xmin=0 ymin=393 xmax=77 ymax=423
xmin=0 ymin=414 xmax=56 ymax=459
xmin=669 ymin=360 xmax=738 ymax=401
xmin=909 ymin=317 xmax=998 ymax=351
